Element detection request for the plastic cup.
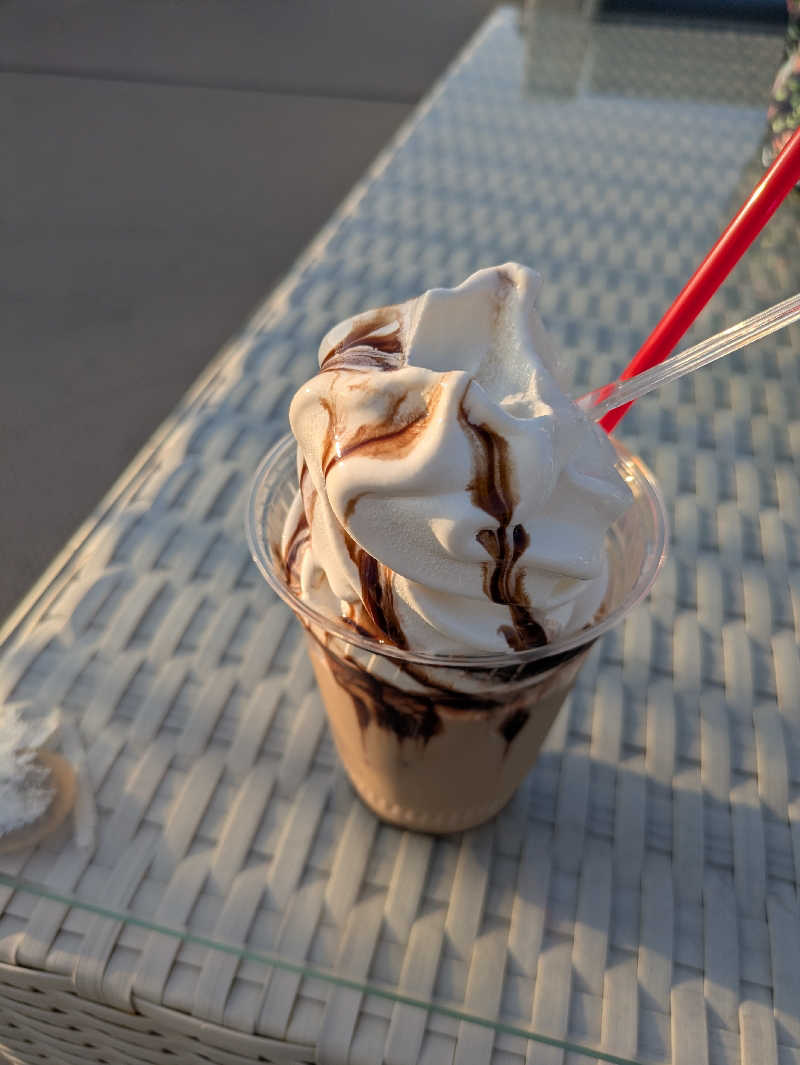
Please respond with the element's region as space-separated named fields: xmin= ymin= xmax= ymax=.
xmin=247 ymin=434 xmax=668 ymax=833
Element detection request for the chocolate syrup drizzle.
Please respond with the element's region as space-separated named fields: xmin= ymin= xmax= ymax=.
xmin=320 ymin=311 xmax=405 ymax=374
xmin=341 ymin=530 xmax=408 ymax=651
xmin=281 ymin=462 xmax=311 ymax=593
xmin=458 ymin=403 xmax=547 ymax=651
xmin=498 ymin=706 xmax=531 ymax=748
xmin=283 ymin=512 xmax=309 ymax=588
xmin=322 ymin=402 xmax=431 ymax=479
xmin=321 ymin=643 xmax=443 ymax=743
xmin=309 ymin=622 xmax=541 ymax=748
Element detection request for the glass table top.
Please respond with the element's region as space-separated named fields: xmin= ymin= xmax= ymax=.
xmin=1 ymin=6 xmax=798 ymax=1064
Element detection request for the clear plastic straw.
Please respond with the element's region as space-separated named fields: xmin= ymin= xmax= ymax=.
xmin=577 ymin=291 xmax=800 ymax=422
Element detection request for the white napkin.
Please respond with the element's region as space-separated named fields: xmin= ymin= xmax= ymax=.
xmin=0 ymin=705 xmax=60 ymax=836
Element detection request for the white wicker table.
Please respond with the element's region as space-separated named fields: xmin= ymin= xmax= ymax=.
xmin=1 ymin=8 xmax=799 ymax=1064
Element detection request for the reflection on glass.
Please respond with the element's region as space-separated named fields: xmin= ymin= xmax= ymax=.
xmin=524 ymin=0 xmax=599 ymax=97
xmin=524 ymin=0 xmax=783 ymax=104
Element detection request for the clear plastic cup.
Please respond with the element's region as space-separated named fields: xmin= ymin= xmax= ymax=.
xmin=247 ymin=434 xmax=668 ymax=833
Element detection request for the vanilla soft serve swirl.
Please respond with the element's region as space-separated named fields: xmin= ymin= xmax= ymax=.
xmin=282 ymin=264 xmax=633 ymax=654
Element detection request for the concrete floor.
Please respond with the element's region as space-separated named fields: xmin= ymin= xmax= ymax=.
xmin=1 ymin=0 xmax=496 ymax=621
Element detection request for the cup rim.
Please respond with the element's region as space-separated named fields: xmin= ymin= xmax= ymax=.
xmin=246 ymin=432 xmax=669 ymax=668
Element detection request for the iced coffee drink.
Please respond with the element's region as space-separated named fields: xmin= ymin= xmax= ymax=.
xmin=248 ymin=265 xmax=667 ymax=831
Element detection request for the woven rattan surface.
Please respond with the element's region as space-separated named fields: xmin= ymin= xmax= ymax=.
xmin=1 ymin=8 xmax=799 ymax=1064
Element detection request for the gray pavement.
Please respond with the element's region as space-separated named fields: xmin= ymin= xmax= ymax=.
xmin=1 ymin=1 xmax=496 ymax=621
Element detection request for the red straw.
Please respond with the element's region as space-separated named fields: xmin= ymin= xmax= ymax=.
xmin=601 ymin=124 xmax=800 ymax=433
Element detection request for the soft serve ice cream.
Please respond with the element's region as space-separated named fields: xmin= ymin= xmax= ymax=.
xmin=283 ymin=263 xmax=633 ymax=655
